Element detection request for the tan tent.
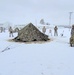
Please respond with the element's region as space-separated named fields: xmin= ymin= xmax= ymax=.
xmin=14 ymin=23 xmax=49 ymax=42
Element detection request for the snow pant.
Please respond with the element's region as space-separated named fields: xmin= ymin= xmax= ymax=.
xmin=54 ymin=31 xmax=58 ymax=36
xmin=9 ymin=32 xmax=14 ymax=37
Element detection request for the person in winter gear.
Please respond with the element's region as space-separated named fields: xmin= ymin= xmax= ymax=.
xmin=9 ymin=26 xmax=14 ymax=37
xmin=42 ymin=26 xmax=46 ymax=34
xmin=54 ymin=26 xmax=58 ymax=36
xmin=70 ymin=25 xmax=74 ymax=47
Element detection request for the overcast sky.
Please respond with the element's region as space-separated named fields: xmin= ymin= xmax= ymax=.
xmin=0 ymin=0 xmax=74 ymax=25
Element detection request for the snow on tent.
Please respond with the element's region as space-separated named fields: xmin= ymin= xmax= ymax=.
xmin=14 ymin=23 xmax=49 ymax=42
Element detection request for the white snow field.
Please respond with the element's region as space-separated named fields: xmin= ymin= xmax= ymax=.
xmin=0 ymin=27 xmax=74 ymax=75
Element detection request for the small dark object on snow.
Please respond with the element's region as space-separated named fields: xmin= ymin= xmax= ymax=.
xmin=14 ymin=23 xmax=49 ymax=42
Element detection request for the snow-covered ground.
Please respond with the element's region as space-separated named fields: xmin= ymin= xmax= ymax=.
xmin=0 ymin=28 xmax=74 ymax=75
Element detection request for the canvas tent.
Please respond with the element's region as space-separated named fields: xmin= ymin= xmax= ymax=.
xmin=14 ymin=23 xmax=49 ymax=42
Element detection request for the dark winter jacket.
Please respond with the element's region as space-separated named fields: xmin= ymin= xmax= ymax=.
xmin=54 ymin=26 xmax=58 ymax=32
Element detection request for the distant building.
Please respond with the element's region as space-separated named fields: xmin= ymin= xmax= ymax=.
xmin=0 ymin=22 xmax=12 ymax=29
